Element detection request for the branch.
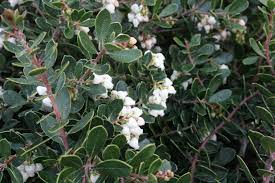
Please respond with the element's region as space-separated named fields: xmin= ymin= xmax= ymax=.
xmin=264 ymin=13 xmax=275 ymax=76
xmin=78 ymin=49 xmax=106 ymax=84
xmin=190 ymin=91 xmax=260 ymax=182
xmin=263 ymin=152 xmax=275 ymax=183
xmin=13 ymin=28 xmax=69 ymax=150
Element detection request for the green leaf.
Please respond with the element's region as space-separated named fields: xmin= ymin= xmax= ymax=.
xmin=129 ymin=144 xmax=156 ymax=167
xmin=145 ymin=0 xmax=157 ymax=6
xmin=213 ymin=147 xmax=236 ymax=166
xmin=148 ymin=159 xmax=162 ymax=174
xmin=95 ymin=9 xmax=111 ymax=42
xmin=159 ymin=3 xmax=178 ymax=17
xmin=60 ymin=155 xmax=83 ymax=168
xmin=56 ymin=88 xmax=71 ymax=120
xmin=249 ymin=38 xmax=265 ymax=58
xmin=28 ymin=67 xmax=47 ymax=76
xmin=68 ymin=110 xmax=94 ymax=134
xmin=3 ymin=90 xmax=26 ymax=107
xmin=225 ymin=0 xmax=249 ymax=15
xmin=190 ymin=34 xmax=201 ymax=47
xmin=84 ymin=63 xmax=110 ymax=75
xmin=31 ymin=32 xmax=47 ymax=48
xmin=209 ymin=89 xmax=232 ymax=103
xmin=237 ymin=155 xmax=255 ymax=183
xmin=56 ymin=167 xmax=75 ymax=183
xmin=255 ymin=106 xmax=274 ymax=124
xmin=0 ymin=138 xmax=11 ymax=157
xmin=260 ymin=136 xmax=275 ymax=153
xmin=3 ymin=41 xmax=24 ymax=54
xmin=43 ymin=39 xmax=58 ymax=68
xmin=103 ymin=144 xmax=120 ymax=160
xmin=242 ymin=56 xmax=258 ymax=65
xmin=85 ymin=125 xmax=108 ymax=157
xmin=177 ymin=172 xmax=191 ymax=183
xmin=107 ymin=99 xmax=124 ymax=121
xmin=7 ymin=164 xmax=23 ymax=183
xmin=108 ymin=49 xmax=142 ymax=63
xmin=40 ymin=116 xmax=62 ymax=144
xmin=95 ymin=159 xmax=132 ymax=177
xmin=77 ymin=31 xmax=97 ymax=59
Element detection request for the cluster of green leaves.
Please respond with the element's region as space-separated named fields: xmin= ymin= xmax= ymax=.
xmin=0 ymin=0 xmax=274 ymax=183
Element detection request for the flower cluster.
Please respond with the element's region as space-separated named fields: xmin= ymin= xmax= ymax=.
xmin=171 ymin=71 xmax=193 ymax=90
xmin=146 ymin=52 xmax=176 ymax=117
xmin=128 ymin=4 xmax=149 ymax=27
xmin=148 ymin=52 xmax=165 ymax=71
xmin=156 ymin=170 xmax=175 ymax=181
xmin=197 ymin=15 xmax=217 ymax=33
xmin=92 ymin=73 xmax=114 ymax=97
xmin=17 ymin=162 xmax=43 ymax=182
xmin=138 ymin=34 xmax=157 ymax=50
xmin=36 ymin=86 xmax=52 ymax=109
xmin=97 ymin=0 xmax=119 ymax=14
xmin=148 ymin=78 xmax=176 ymax=117
xmin=112 ymin=90 xmax=145 ymax=149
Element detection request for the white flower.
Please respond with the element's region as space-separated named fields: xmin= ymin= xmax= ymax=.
xmin=36 ymin=86 xmax=47 ymax=96
xmin=102 ymin=80 xmax=114 ymax=89
xmin=128 ymin=137 xmax=139 ymax=149
xmin=42 ymin=97 xmax=52 ymax=108
xmin=131 ymin=107 xmax=143 ymax=118
xmin=21 ymin=171 xmax=29 ymax=182
xmin=119 ymin=106 xmax=132 ymax=117
xmin=149 ymin=95 xmax=162 ymax=104
xmin=130 ymin=126 xmax=143 ymax=136
xmin=128 ymin=4 xmax=149 ymax=27
xmin=211 ymin=134 xmax=217 ymax=141
xmin=167 ymin=86 xmax=176 ymax=94
xmin=121 ymin=125 xmax=130 ymax=135
xmin=92 ymin=74 xmax=114 ymax=90
xmin=151 ymin=52 xmax=165 ymax=70
xmin=124 ymin=97 xmax=136 ymax=106
xmin=137 ymin=117 xmax=145 ymax=126
xmin=171 ymin=70 xmax=180 ymax=81
xmin=127 ymin=117 xmax=138 ymax=128
xmin=131 ymin=4 xmax=140 ymax=13
xmin=90 ymin=172 xmax=99 ymax=183
xmin=35 ymin=163 xmax=43 ymax=172
xmin=215 ymin=44 xmax=221 ymax=50
xmin=105 ymin=3 xmax=116 ymax=14
xmin=129 ymin=37 xmax=137 ymax=45
xmin=208 ymin=16 xmax=216 ymax=25
xmin=204 ymin=25 xmax=211 ymax=33
xmin=79 ymin=26 xmax=90 ymax=33
xmin=219 ymin=64 xmax=229 ymax=70
xmin=149 ymin=109 xmax=165 ymax=117
xmin=24 ymin=164 xmax=35 ymax=177
xmin=162 ymin=78 xmax=173 ymax=87
xmin=8 ymin=0 xmax=19 ymax=7
xmin=238 ymin=19 xmax=246 ymax=26
xmin=111 ymin=90 xmax=128 ymax=100
xmin=181 ymin=78 xmax=192 ymax=90
xmin=139 ymin=35 xmax=157 ymax=50
xmin=0 ymin=86 xmax=4 ymax=98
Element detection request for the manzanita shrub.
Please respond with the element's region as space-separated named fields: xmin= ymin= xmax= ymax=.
xmin=0 ymin=0 xmax=274 ymax=182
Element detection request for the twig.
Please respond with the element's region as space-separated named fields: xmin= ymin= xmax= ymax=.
xmin=13 ymin=28 xmax=69 ymax=150
xmin=78 ymin=49 xmax=106 ymax=84
xmin=82 ymin=159 xmax=92 ymax=183
xmin=0 ymin=155 xmax=17 ymax=171
xmin=190 ymin=91 xmax=260 ymax=182
xmin=264 ymin=13 xmax=275 ymax=76
xmin=263 ymin=152 xmax=275 ymax=183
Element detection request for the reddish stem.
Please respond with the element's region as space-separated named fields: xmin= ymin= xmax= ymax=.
xmin=264 ymin=13 xmax=275 ymax=76
xmin=190 ymin=91 xmax=259 ymax=182
xmin=263 ymin=152 xmax=275 ymax=183
xmin=13 ymin=29 xmax=69 ymax=150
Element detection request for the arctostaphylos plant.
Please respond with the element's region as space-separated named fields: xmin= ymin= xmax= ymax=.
xmin=0 ymin=0 xmax=274 ymax=182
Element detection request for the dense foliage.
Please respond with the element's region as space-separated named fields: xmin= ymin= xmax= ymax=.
xmin=0 ymin=0 xmax=274 ymax=182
